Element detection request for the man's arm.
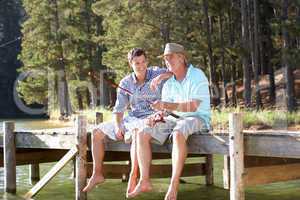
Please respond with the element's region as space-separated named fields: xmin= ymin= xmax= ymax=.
xmin=113 ymin=112 xmax=125 ymax=140
xmin=150 ymin=71 xmax=173 ymax=91
xmin=151 ymin=100 xmax=201 ymax=113
xmin=114 ymin=112 xmax=124 ymax=128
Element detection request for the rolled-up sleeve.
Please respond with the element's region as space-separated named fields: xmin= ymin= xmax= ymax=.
xmin=112 ymin=79 xmax=130 ymax=114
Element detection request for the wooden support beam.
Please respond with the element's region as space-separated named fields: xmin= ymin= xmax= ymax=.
xmin=75 ymin=115 xmax=87 ymax=200
xmin=223 ymin=156 xmax=230 ymax=189
xmin=223 ymin=155 xmax=300 ymax=190
xmin=87 ymin=163 xmax=206 ymax=178
xmin=30 ymin=164 xmax=40 ymax=184
xmin=4 ymin=121 xmax=16 ymax=194
xmin=244 ymin=156 xmax=300 ymax=168
xmin=205 ymin=154 xmax=214 ymax=185
xmin=229 ymin=113 xmax=244 ymax=200
xmin=23 ymin=147 xmax=78 ymax=199
xmin=244 ymin=163 xmax=300 ymax=186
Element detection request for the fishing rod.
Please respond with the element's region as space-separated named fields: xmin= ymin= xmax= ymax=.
xmin=88 ymin=72 xmax=180 ymax=120
xmin=0 ymin=37 xmax=21 ymax=48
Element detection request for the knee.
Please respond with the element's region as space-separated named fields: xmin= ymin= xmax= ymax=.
xmin=172 ymin=131 xmax=185 ymax=143
xmin=137 ymin=130 xmax=151 ymax=142
xmin=92 ymin=129 xmax=105 ymax=140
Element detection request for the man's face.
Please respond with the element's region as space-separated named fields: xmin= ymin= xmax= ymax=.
xmin=130 ymin=55 xmax=148 ymax=75
xmin=163 ymin=53 xmax=185 ymax=72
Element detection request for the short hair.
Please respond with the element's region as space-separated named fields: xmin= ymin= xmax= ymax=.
xmin=128 ymin=48 xmax=147 ymax=63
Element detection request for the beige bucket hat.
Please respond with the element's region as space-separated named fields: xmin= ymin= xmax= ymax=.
xmin=158 ymin=43 xmax=187 ymax=58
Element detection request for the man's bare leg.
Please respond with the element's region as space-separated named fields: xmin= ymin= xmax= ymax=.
xmin=83 ymin=129 xmax=106 ymax=192
xmin=127 ymin=131 xmax=153 ymax=198
xmin=165 ymin=132 xmax=187 ymax=200
xmin=126 ymin=130 xmax=139 ymax=197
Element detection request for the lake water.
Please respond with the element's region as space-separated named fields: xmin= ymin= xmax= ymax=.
xmin=1 ymin=120 xmax=300 ymax=200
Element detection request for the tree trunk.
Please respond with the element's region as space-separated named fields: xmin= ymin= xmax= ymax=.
xmin=51 ymin=0 xmax=72 ymax=117
xmin=203 ymin=0 xmax=220 ymax=107
xmin=253 ymin=0 xmax=262 ymax=110
xmin=219 ymin=14 xmax=228 ymax=106
xmin=282 ymin=0 xmax=296 ymax=112
xmin=76 ymin=89 xmax=84 ymax=110
xmin=229 ymin=0 xmax=237 ymax=107
xmin=241 ymin=0 xmax=252 ymax=108
xmin=260 ymin=1 xmax=276 ymax=105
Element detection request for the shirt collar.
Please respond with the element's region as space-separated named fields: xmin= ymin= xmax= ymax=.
xmin=170 ymin=64 xmax=193 ymax=82
xmin=131 ymin=68 xmax=151 ymax=84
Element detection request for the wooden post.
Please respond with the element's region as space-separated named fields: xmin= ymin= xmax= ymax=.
xmin=30 ymin=164 xmax=40 ymax=184
xmin=229 ymin=113 xmax=244 ymax=200
xmin=223 ymin=156 xmax=230 ymax=189
xmin=205 ymin=154 xmax=214 ymax=185
xmin=4 ymin=121 xmax=16 ymax=194
xmin=95 ymin=112 xmax=103 ymax=125
xmin=76 ymin=115 xmax=87 ymax=200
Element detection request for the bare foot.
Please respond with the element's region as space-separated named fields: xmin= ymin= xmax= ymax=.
xmin=126 ymin=174 xmax=138 ymax=198
xmin=164 ymin=186 xmax=178 ymax=200
xmin=127 ymin=180 xmax=153 ymax=198
xmin=82 ymin=174 xmax=105 ymax=192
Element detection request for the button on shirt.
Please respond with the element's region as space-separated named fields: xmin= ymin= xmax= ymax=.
xmin=112 ymin=67 xmax=167 ymax=119
xmin=161 ymin=64 xmax=211 ymax=127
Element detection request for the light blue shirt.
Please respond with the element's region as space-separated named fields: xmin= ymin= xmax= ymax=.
xmin=113 ymin=66 xmax=167 ymax=118
xmin=161 ymin=64 xmax=211 ymax=127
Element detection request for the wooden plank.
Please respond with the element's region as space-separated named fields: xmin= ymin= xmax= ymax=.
xmin=244 ymin=163 xmax=300 ymax=186
xmin=15 ymin=150 xmax=66 ymax=166
xmin=75 ymin=115 xmax=87 ymax=200
xmin=229 ymin=113 xmax=244 ymax=200
xmin=223 ymin=156 xmax=230 ymax=189
xmin=244 ymin=135 xmax=300 ymax=158
xmin=223 ymin=156 xmax=300 ymax=190
xmin=4 ymin=121 xmax=16 ymax=194
xmin=2 ymin=130 xmax=300 ymax=158
xmin=205 ymin=154 xmax=214 ymax=185
xmin=14 ymin=132 xmax=75 ymax=149
xmin=23 ymin=147 xmax=78 ymax=199
xmin=87 ymin=163 xmax=206 ymax=178
xmin=244 ymin=156 xmax=300 ymax=168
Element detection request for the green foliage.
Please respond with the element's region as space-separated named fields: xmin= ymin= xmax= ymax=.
xmin=17 ymin=0 xmax=300 ymax=113
xmin=19 ymin=0 xmax=106 ymax=112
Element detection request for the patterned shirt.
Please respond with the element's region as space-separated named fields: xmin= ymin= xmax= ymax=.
xmin=112 ymin=66 xmax=167 ymax=119
xmin=161 ymin=64 xmax=211 ymax=127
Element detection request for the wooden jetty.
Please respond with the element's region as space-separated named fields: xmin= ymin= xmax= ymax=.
xmin=1 ymin=113 xmax=300 ymax=200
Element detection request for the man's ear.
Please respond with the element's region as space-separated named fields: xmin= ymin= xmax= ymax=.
xmin=128 ymin=62 xmax=132 ymax=69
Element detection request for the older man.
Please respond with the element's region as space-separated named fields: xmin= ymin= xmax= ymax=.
xmin=83 ymin=48 xmax=172 ymax=195
xmin=128 ymin=43 xmax=211 ymax=200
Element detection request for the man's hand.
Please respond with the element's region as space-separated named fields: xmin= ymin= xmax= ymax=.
xmin=150 ymin=75 xmax=162 ymax=91
xmin=150 ymin=71 xmax=173 ymax=91
xmin=145 ymin=111 xmax=165 ymax=127
xmin=151 ymin=100 xmax=165 ymax=111
xmin=115 ymin=125 xmax=125 ymax=140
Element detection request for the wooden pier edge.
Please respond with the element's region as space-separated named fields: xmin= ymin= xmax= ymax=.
xmin=75 ymin=115 xmax=88 ymax=200
xmin=3 ymin=121 xmax=16 ymax=194
xmin=229 ymin=113 xmax=245 ymax=200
